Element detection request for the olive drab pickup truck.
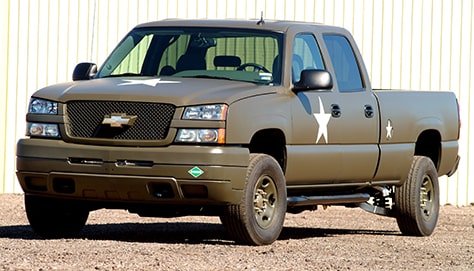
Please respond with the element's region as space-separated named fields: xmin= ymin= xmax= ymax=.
xmin=17 ymin=19 xmax=460 ymax=245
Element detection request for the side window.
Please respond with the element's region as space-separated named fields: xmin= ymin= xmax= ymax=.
xmin=323 ymin=34 xmax=364 ymax=92
xmin=292 ymin=34 xmax=324 ymax=83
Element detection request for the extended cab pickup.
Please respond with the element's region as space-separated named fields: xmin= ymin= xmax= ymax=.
xmin=17 ymin=19 xmax=460 ymax=245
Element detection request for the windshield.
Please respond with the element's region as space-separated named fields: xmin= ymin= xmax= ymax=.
xmin=96 ymin=27 xmax=283 ymax=85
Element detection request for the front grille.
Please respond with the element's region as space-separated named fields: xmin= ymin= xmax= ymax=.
xmin=66 ymin=101 xmax=175 ymax=141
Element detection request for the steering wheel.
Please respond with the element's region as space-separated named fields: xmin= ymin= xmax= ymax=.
xmin=236 ymin=63 xmax=270 ymax=73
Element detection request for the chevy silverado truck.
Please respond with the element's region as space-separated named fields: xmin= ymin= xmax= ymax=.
xmin=17 ymin=19 xmax=460 ymax=245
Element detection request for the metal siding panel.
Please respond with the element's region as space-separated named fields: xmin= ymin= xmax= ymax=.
xmin=370 ymin=0 xmax=382 ymax=88
xmin=389 ymin=0 xmax=403 ymax=89
xmin=448 ymin=0 xmax=468 ymax=206
xmin=0 ymin=0 xmax=9 ymax=193
xmin=456 ymin=0 xmax=473 ymax=206
xmin=5 ymin=0 xmax=24 ymax=193
xmin=429 ymin=0 xmax=442 ymax=91
xmin=380 ymin=0 xmax=394 ymax=89
xmin=467 ymin=0 xmax=474 ymax=206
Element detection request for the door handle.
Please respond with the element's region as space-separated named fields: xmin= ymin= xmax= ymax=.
xmin=331 ymin=104 xmax=341 ymax=118
xmin=364 ymin=105 xmax=374 ymax=118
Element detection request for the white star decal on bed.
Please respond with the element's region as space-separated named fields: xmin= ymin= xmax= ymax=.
xmin=118 ymin=78 xmax=180 ymax=87
xmin=386 ymin=119 xmax=393 ymax=140
xmin=313 ymin=97 xmax=331 ymax=144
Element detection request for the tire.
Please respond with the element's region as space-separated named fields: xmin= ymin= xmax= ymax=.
xmin=25 ymin=195 xmax=89 ymax=238
xmin=394 ymin=156 xmax=440 ymax=236
xmin=221 ymin=154 xmax=287 ymax=245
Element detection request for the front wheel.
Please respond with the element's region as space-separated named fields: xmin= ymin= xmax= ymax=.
xmin=394 ymin=156 xmax=440 ymax=236
xmin=221 ymin=154 xmax=287 ymax=245
xmin=25 ymin=195 xmax=89 ymax=238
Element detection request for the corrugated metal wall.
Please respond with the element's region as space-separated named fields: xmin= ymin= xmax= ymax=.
xmin=1 ymin=0 xmax=472 ymax=206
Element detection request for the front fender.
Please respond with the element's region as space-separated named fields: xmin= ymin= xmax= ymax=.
xmin=225 ymin=93 xmax=292 ymax=144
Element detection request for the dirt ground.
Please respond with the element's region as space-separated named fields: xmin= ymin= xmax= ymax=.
xmin=0 ymin=193 xmax=473 ymax=270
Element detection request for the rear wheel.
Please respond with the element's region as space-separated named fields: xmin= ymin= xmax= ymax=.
xmin=394 ymin=156 xmax=439 ymax=236
xmin=221 ymin=154 xmax=287 ymax=245
xmin=25 ymin=195 xmax=89 ymax=238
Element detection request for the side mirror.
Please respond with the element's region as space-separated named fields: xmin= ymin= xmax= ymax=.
xmin=293 ymin=69 xmax=333 ymax=92
xmin=72 ymin=62 xmax=97 ymax=81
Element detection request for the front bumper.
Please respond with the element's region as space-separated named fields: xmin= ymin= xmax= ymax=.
xmin=16 ymin=139 xmax=249 ymax=205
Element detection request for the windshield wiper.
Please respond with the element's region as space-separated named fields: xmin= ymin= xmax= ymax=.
xmin=182 ymin=75 xmax=233 ymax=81
xmin=101 ymin=73 xmax=143 ymax=78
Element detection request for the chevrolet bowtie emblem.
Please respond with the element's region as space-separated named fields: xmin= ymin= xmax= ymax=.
xmin=102 ymin=113 xmax=137 ymax=128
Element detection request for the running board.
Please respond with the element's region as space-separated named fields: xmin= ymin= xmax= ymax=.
xmin=287 ymin=193 xmax=371 ymax=207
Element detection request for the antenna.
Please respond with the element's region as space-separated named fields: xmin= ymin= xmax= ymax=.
xmin=257 ymin=11 xmax=265 ymax=25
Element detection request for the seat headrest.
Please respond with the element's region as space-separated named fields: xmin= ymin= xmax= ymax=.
xmin=213 ymin=56 xmax=241 ymax=67
xmin=176 ymin=54 xmax=206 ymax=72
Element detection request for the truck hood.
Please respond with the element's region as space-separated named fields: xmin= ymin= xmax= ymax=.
xmin=33 ymin=77 xmax=278 ymax=106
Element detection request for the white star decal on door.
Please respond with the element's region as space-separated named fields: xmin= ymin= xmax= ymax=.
xmin=313 ymin=97 xmax=331 ymax=144
xmin=117 ymin=78 xmax=180 ymax=87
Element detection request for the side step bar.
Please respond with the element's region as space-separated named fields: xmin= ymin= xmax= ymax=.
xmin=287 ymin=193 xmax=371 ymax=207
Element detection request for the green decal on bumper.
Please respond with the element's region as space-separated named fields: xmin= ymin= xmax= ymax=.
xmin=188 ymin=166 xmax=204 ymax=178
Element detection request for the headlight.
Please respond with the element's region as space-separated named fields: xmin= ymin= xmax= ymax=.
xmin=182 ymin=104 xmax=227 ymax=120
xmin=29 ymin=98 xmax=58 ymax=114
xmin=27 ymin=123 xmax=60 ymax=138
xmin=175 ymin=129 xmax=225 ymax=143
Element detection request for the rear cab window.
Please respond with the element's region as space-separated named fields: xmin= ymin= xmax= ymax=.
xmin=322 ymin=34 xmax=365 ymax=92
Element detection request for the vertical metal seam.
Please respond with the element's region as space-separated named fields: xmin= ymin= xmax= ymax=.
xmin=428 ymin=1 xmax=433 ymax=90
xmin=456 ymin=0 xmax=465 ymax=206
xmin=398 ymin=0 xmax=404 ymax=88
xmin=417 ymin=0 xmax=423 ymax=90
xmin=389 ymin=0 xmax=394 ymax=88
xmin=90 ymin=0 xmax=97 ymax=62
xmin=55 ymin=0 xmax=60 ymax=83
xmin=408 ymin=0 xmax=414 ymax=88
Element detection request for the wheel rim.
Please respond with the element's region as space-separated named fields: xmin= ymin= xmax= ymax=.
xmin=420 ymin=174 xmax=435 ymax=221
xmin=253 ymin=175 xmax=278 ymax=228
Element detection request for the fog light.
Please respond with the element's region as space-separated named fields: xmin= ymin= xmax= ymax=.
xmin=175 ymin=128 xmax=225 ymax=143
xmin=198 ymin=129 xmax=218 ymax=142
xmin=176 ymin=129 xmax=198 ymax=142
xmin=27 ymin=123 xmax=60 ymax=138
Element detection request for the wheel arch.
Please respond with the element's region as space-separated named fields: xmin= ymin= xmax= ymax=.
xmin=248 ymin=128 xmax=287 ymax=173
xmin=414 ymin=129 xmax=441 ymax=170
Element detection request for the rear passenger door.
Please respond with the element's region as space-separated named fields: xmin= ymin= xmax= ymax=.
xmin=321 ymin=34 xmax=379 ymax=181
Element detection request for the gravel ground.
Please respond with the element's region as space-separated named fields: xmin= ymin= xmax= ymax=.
xmin=0 ymin=194 xmax=473 ymax=271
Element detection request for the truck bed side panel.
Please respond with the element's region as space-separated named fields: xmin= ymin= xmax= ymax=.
xmin=374 ymin=90 xmax=459 ymax=179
